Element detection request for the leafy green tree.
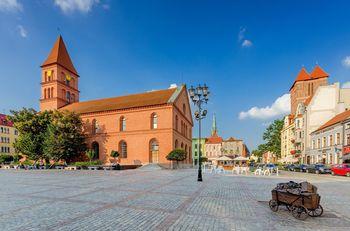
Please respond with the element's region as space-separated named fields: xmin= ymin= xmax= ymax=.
xmin=9 ymin=108 xmax=52 ymax=162
xmin=262 ymin=119 xmax=284 ymax=158
xmin=43 ymin=110 xmax=86 ymax=164
xmin=166 ymin=149 xmax=186 ymax=168
xmin=110 ymin=150 xmax=120 ymax=162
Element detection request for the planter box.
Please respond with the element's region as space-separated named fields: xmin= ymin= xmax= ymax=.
xmin=65 ymin=166 xmax=78 ymax=170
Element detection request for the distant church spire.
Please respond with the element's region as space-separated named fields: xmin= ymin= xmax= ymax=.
xmin=211 ymin=113 xmax=218 ymax=136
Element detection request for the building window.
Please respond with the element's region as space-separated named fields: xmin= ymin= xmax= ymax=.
xmin=151 ymin=113 xmax=158 ymax=129
xmin=183 ymin=104 xmax=186 ymax=114
xmin=175 ymin=115 xmax=178 ymax=131
xmin=329 ymin=135 xmax=333 ymax=146
xmin=322 ymin=137 xmax=326 ymax=148
xmin=346 ymin=123 xmax=350 ymax=129
xmin=92 ymin=119 xmax=97 ymax=135
xmin=120 ymin=117 xmax=126 ymax=131
xmin=51 ymin=87 xmax=54 ymax=98
xmin=181 ymin=142 xmax=184 ymax=149
xmin=312 ymin=140 xmax=315 ymax=149
xmin=66 ymin=91 xmax=71 ymax=103
xmin=317 ymin=138 xmax=321 ymax=148
xmin=175 ymin=139 xmax=178 ymax=149
xmin=336 ymin=133 xmax=340 ymax=145
xmin=119 ymin=140 xmax=127 ymax=158
xmin=347 ymin=134 xmax=350 ymax=145
xmin=44 ymin=89 xmax=47 ymax=99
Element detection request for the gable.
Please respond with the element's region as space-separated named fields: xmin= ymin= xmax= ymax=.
xmin=172 ymin=86 xmax=193 ymax=125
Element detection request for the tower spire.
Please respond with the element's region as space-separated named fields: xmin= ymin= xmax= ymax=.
xmin=211 ymin=113 xmax=218 ymax=136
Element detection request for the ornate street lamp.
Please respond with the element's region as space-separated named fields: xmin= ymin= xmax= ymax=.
xmin=189 ymin=84 xmax=209 ymax=182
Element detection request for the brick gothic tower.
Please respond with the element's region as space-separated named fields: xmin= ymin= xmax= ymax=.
xmin=289 ymin=65 xmax=328 ymax=115
xmin=40 ymin=35 xmax=79 ymax=111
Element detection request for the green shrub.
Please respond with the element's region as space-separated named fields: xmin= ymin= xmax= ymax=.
xmin=0 ymin=154 xmax=14 ymax=164
xmin=166 ymin=149 xmax=186 ymax=168
xmin=73 ymin=160 xmax=102 ymax=168
xmin=110 ymin=150 xmax=120 ymax=158
xmin=13 ymin=154 xmax=23 ymax=163
xmin=21 ymin=159 xmax=34 ymax=166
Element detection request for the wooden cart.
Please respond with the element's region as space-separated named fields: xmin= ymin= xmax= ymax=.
xmin=269 ymin=183 xmax=323 ymax=220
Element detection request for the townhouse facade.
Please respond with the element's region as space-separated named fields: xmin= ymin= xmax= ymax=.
xmin=0 ymin=114 xmax=18 ymax=155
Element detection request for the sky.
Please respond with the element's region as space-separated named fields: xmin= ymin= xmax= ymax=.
xmin=1 ymin=0 xmax=350 ymax=150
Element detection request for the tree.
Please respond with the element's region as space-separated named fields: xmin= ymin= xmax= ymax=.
xmin=110 ymin=150 xmax=120 ymax=162
xmin=85 ymin=149 xmax=96 ymax=163
xmin=9 ymin=108 xmax=52 ymax=162
xmin=43 ymin=110 xmax=87 ymax=164
xmin=262 ymin=119 xmax=284 ymax=158
xmin=166 ymin=149 xmax=186 ymax=168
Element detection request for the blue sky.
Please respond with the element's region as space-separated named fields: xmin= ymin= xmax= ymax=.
xmin=1 ymin=0 xmax=350 ymax=150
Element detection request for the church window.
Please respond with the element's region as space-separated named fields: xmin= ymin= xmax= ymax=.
xmin=44 ymin=89 xmax=47 ymax=99
xmin=175 ymin=115 xmax=178 ymax=131
xmin=119 ymin=140 xmax=127 ymax=158
xmin=151 ymin=113 xmax=158 ymax=129
xmin=183 ymin=104 xmax=186 ymax=114
xmin=92 ymin=119 xmax=97 ymax=135
xmin=66 ymin=91 xmax=71 ymax=102
xmin=51 ymin=87 xmax=54 ymax=98
xmin=120 ymin=116 xmax=126 ymax=131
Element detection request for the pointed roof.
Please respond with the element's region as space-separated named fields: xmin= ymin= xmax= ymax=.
xmin=41 ymin=35 xmax=78 ymax=76
xmin=211 ymin=114 xmax=218 ymax=136
xmin=290 ymin=67 xmax=311 ymax=90
xmin=295 ymin=67 xmax=311 ymax=82
xmin=310 ymin=65 xmax=329 ymax=79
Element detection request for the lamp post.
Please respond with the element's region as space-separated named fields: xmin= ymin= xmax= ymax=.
xmin=188 ymin=84 xmax=209 ymax=182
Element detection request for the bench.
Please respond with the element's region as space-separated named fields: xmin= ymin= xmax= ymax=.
xmin=55 ymin=166 xmax=65 ymax=170
xmin=65 ymin=166 xmax=77 ymax=170
xmin=88 ymin=166 xmax=99 ymax=170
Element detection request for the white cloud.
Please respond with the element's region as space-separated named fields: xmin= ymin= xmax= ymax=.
xmin=0 ymin=0 xmax=22 ymax=12
xmin=17 ymin=25 xmax=27 ymax=37
xmin=102 ymin=4 xmax=109 ymax=10
xmin=54 ymin=0 xmax=99 ymax=14
xmin=342 ymin=82 xmax=350 ymax=88
xmin=239 ymin=93 xmax=290 ymax=120
xmin=242 ymin=39 xmax=253 ymax=48
xmin=342 ymin=56 xmax=350 ymax=68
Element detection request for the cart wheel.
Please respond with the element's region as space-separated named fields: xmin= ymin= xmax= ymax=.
xmin=308 ymin=205 xmax=323 ymax=217
xmin=269 ymin=200 xmax=279 ymax=212
xmin=286 ymin=204 xmax=292 ymax=211
xmin=292 ymin=206 xmax=308 ymax=220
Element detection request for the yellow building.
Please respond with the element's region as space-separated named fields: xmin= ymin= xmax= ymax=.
xmin=0 ymin=114 xmax=18 ymax=155
xmin=280 ymin=114 xmax=296 ymax=163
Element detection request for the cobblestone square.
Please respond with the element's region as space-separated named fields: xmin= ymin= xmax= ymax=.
xmin=0 ymin=169 xmax=350 ymax=230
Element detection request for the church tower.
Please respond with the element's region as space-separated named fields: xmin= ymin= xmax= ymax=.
xmin=211 ymin=113 xmax=218 ymax=136
xmin=40 ymin=35 xmax=79 ymax=111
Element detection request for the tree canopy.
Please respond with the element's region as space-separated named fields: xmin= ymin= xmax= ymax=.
xmin=10 ymin=108 xmax=86 ymax=163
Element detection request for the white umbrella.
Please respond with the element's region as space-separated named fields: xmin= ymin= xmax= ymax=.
xmin=215 ymin=156 xmax=233 ymax=161
xmin=234 ymin=156 xmax=249 ymax=161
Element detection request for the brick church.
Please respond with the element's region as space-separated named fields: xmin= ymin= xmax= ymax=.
xmin=40 ymin=36 xmax=193 ymax=166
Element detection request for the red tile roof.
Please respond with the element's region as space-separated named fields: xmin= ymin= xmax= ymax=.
xmin=61 ymin=88 xmax=177 ymax=114
xmin=310 ymin=65 xmax=329 ymax=79
xmin=290 ymin=67 xmax=311 ymax=90
xmin=313 ymin=110 xmax=350 ymax=133
xmin=224 ymin=137 xmax=242 ymax=142
xmin=206 ymin=133 xmax=223 ymax=144
xmin=41 ymin=35 xmax=78 ymax=76
xmin=0 ymin=114 xmax=13 ymax=127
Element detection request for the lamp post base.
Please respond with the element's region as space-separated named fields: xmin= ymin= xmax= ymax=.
xmin=197 ymin=170 xmax=203 ymax=182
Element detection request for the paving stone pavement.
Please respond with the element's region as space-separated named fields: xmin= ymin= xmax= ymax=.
xmin=0 ymin=169 xmax=350 ymax=230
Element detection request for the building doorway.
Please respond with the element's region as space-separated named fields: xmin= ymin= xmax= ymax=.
xmin=91 ymin=141 xmax=99 ymax=160
xmin=150 ymin=139 xmax=159 ymax=163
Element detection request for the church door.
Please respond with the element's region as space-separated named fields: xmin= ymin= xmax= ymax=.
xmin=150 ymin=139 xmax=159 ymax=163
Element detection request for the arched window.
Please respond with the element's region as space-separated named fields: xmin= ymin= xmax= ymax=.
xmin=92 ymin=119 xmax=97 ymax=135
xmin=175 ymin=115 xmax=178 ymax=131
xmin=183 ymin=104 xmax=186 ymax=114
xmin=45 ymin=73 xmax=47 ymax=82
xmin=175 ymin=139 xmax=178 ymax=149
xmin=119 ymin=140 xmax=127 ymax=158
xmin=66 ymin=91 xmax=71 ymax=102
xmin=120 ymin=116 xmax=126 ymax=131
xmin=51 ymin=87 xmax=54 ymax=98
xmin=71 ymin=94 xmax=75 ymax=102
xmin=185 ymin=144 xmax=187 ymax=154
xmin=44 ymin=89 xmax=47 ymax=99
xmin=150 ymin=139 xmax=159 ymax=163
xmin=181 ymin=142 xmax=184 ymax=149
xmin=151 ymin=113 xmax=158 ymax=129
